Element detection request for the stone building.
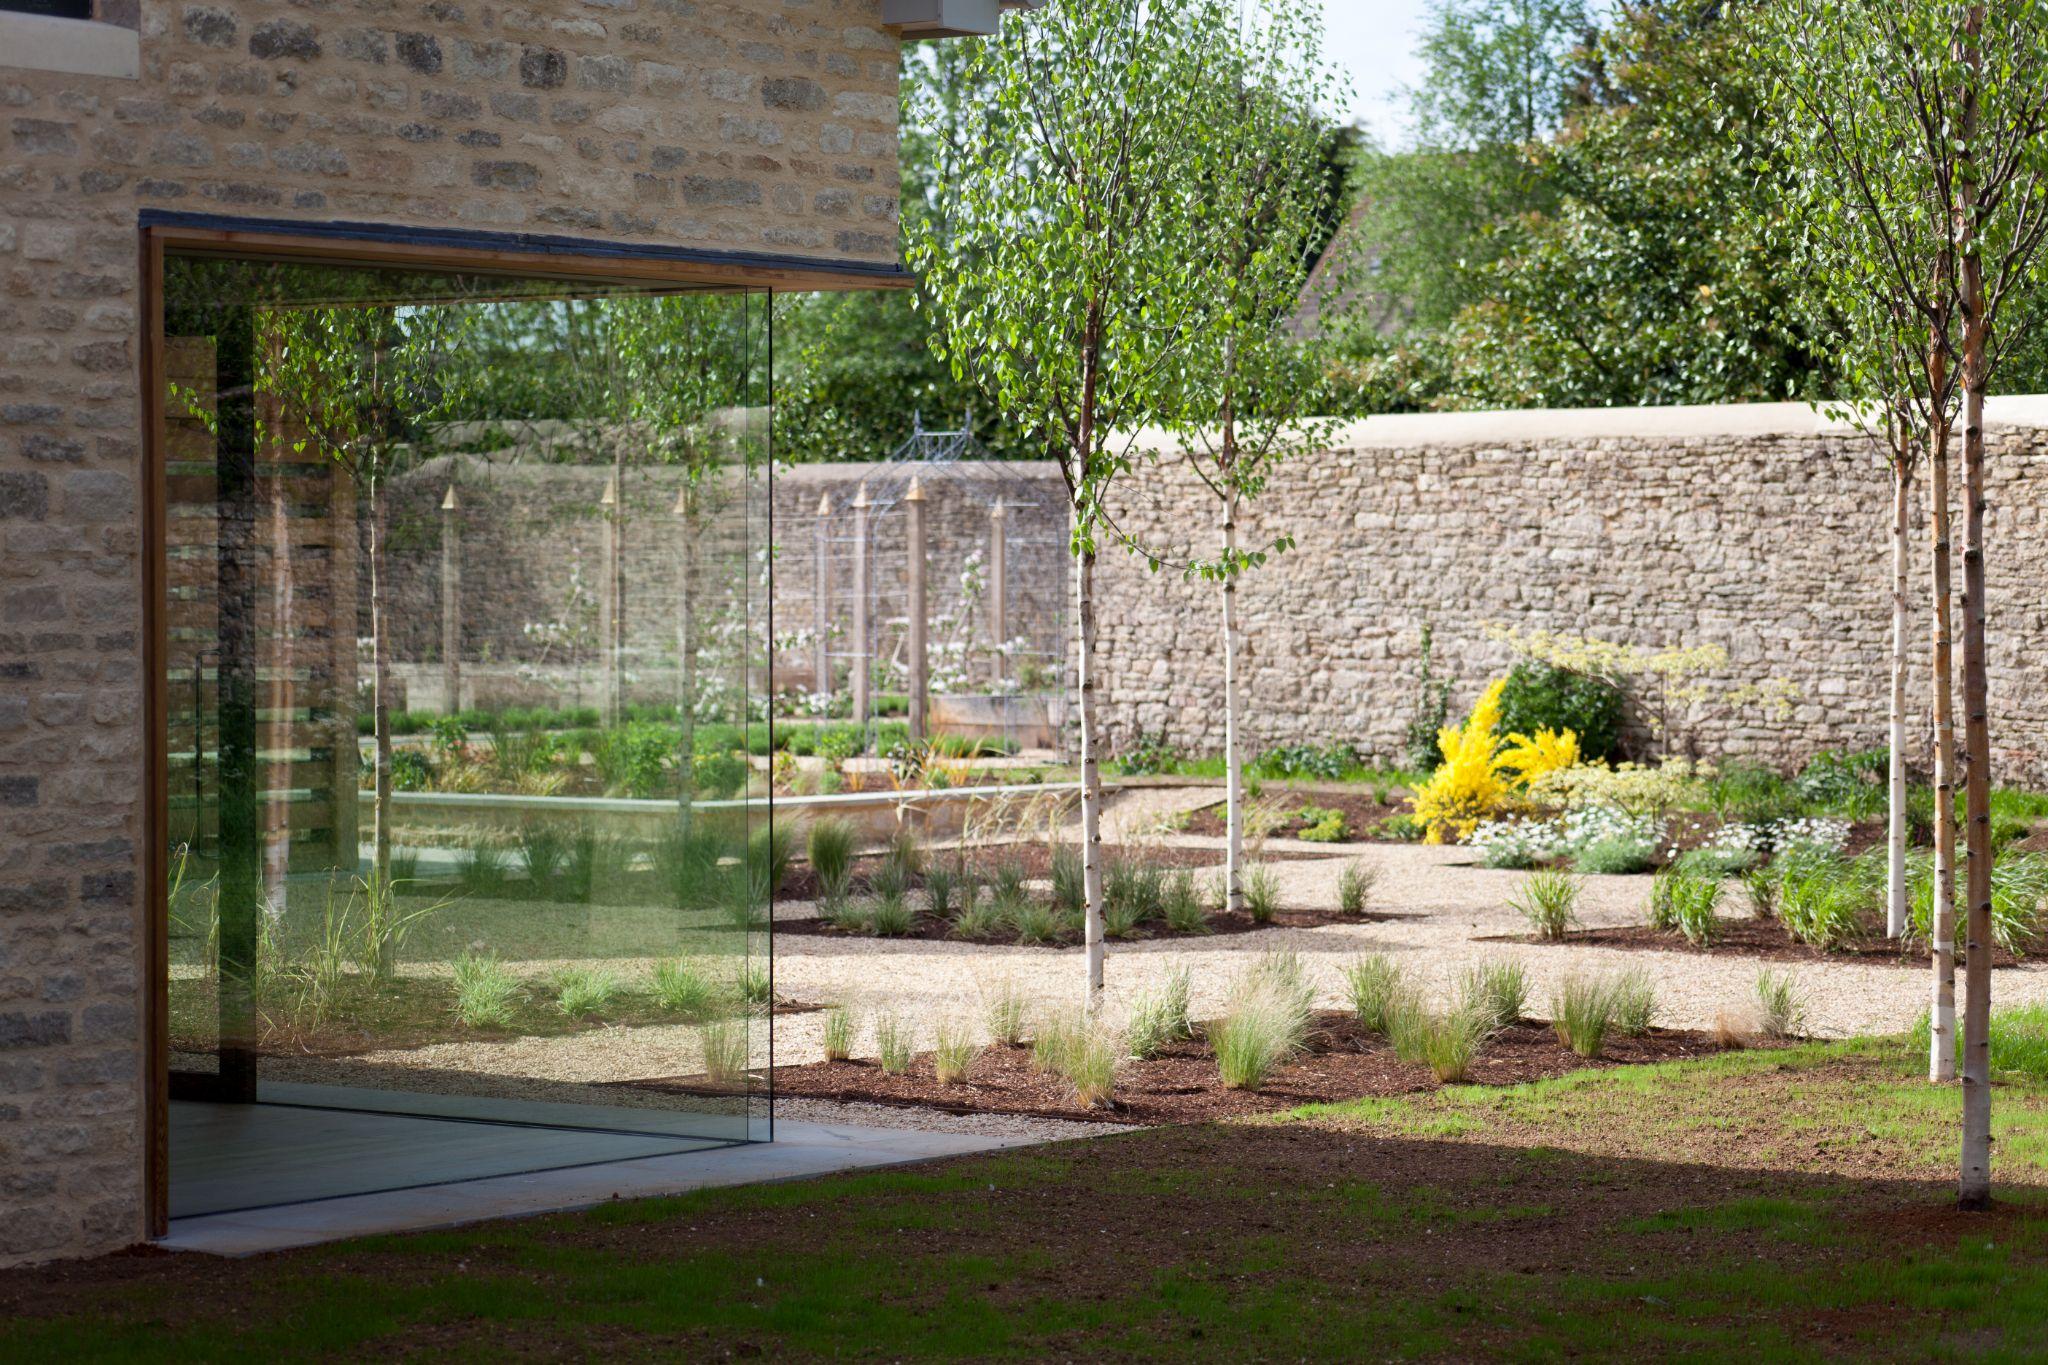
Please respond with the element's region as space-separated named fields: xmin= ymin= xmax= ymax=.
xmin=0 ymin=0 xmax=1020 ymax=1268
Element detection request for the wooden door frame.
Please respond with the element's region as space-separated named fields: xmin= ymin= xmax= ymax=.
xmin=142 ymin=219 xmax=874 ymax=1235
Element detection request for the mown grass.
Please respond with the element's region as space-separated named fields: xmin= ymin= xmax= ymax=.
xmin=11 ymin=1036 xmax=2048 ymax=1361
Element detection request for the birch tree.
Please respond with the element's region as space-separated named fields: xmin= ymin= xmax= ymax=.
xmin=1167 ymin=0 xmax=1345 ymax=913
xmin=911 ymin=0 xmax=1214 ymax=1008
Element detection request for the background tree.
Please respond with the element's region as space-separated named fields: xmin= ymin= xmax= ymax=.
xmin=1165 ymin=0 xmax=1345 ymax=914
xmin=912 ymin=0 xmax=1214 ymax=1008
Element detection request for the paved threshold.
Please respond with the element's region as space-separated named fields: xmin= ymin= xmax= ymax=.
xmin=162 ymin=1118 xmax=1036 ymax=1256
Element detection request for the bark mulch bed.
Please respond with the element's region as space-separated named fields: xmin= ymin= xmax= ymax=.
xmin=625 ymin=1013 xmax=1739 ymax=1126
xmin=779 ymin=842 xmax=1337 ymax=903
xmin=775 ymin=904 xmax=1407 ymax=945
xmin=1484 ymin=917 xmax=2029 ymax=969
xmin=1179 ymin=788 xmax=1409 ymax=845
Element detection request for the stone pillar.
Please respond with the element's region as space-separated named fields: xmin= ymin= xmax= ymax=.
xmin=906 ymin=477 xmax=928 ymax=742
xmin=599 ymin=471 xmax=621 ymax=727
xmin=440 ymin=484 xmax=461 ymax=715
xmin=813 ymin=492 xmax=832 ymax=696
xmin=850 ymin=482 xmax=871 ymax=734
xmin=989 ymin=496 xmax=1008 ymax=687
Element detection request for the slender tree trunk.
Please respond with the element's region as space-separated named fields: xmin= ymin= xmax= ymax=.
xmin=1075 ymin=545 xmax=1105 ymax=1008
xmin=370 ymin=476 xmax=396 ymax=979
xmin=1888 ymin=458 xmax=1912 ymax=938
xmin=1957 ymin=2 xmax=1993 ymax=1211
xmin=1222 ymin=496 xmax=1244 ymax=915
xmin=1929 ymin=374 xmax=1959 ymax=1083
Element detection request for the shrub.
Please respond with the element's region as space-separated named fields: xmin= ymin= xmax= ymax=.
xmin=1498 ymin=661 xmax=1624 ymax=765
xmin=1343 ymin=954 xmax=1405 ymax=1034
xmin=1754 ymin=969 xmax=1807 ymax=1040
xmin=1297 ymin=806 xmax=1351 ymax=842
xmin=806 ymin=818 xmax=858 ymax=901
xmin=932 ymin=1017 xmax=981 ymax=1085
xmin=1456 ymin=959 xmax=1529 ymax=1032
xmin=1338 ymin=862 xmax=1380 ymax=915
xmin=1609 ymin=968 xmax=1657 ymax=1036
xmin=1162 ymin=870 xmax=1210 ymax=934
xmin=869 ymin=892 xmax=914 ymax=937
xmin=1549 ymin=974 xmax=1613 ymax=1057
xmin=1794 ymin=748 xmax=1888 ymax=809
xmin=875 ymin=1012 xmax=914 ymax=1075
xmin=1512 ymin=868 xmax=1582 ymax=940
xmin=700 ymin=1019 xmax=748 ymax=1086
xmin=1411 ymin=678 xmax=1511 ymax=844
xmin=1127 ymin=967 xmax=1194 ymax=1060
xmin=982 ymin=977 xmax=1028 ymax=1046
xmin=452 ymin=953 xmax=519 ymax=1028
xmin=551 ymin=966 xmax=619 ymax=1019
xmin=1257 ymin=742 xmax=1366 ymax=781
xmin=651 ymin=959 xmax=719 ymax=1020
xmin=1573 ymin=836 xmax=1659 ymax=876
xmin=1243 ymin=864 xmax=1281 ymax=923
xmin=692 ymin=749 xmax=749 ymax=800
xmin=821 ymin=1004 xmax=855 ymax=1062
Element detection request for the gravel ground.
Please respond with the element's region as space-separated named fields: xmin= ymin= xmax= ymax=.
xmin=305 ymin=786 xmax=2048 ymax=1091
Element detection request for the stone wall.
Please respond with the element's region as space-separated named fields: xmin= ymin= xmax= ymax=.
xmin=0 ymin=0 xmax=904 ymax=1266
xmin=1095 ymin=402 xmax=2048 ymax=783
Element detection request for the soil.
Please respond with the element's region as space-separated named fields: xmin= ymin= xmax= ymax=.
xmin=1179 ymin=788 xmax=1409 ymax=845
xmin=778 ymin=842 xmax=1337 ymax=903
xmin=1485 ymin=917 xmax=2030 ymax=969
xmin=625 ymin=1013 xmax=1743 ymax=1126
xmin=775 ymin=903 xmax=1408 ymax=946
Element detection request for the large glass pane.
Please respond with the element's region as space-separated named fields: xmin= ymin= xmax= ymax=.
xmin=162 ymin=253 xmax=772 ymax=1216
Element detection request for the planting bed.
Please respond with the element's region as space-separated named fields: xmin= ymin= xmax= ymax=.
xmin=1179 ymin=789 xmax=1408 ymax=844
xmin=629 ymin=1014 xmax=1740 ymax=1126
xmin=775 ymin=902 xmax=1406 ymax=945
xmin=779 ymin=842 xmax=1337 ymax=903
xmin=1487 ymin=919 xmax=2028 ymax=969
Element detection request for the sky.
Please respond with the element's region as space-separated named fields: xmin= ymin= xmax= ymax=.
xmin=1324 ymin=0 xmax=1436 ymax=148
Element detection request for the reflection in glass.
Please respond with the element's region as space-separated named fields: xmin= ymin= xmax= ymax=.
xmin=162 ymin=254 xmax=773 ymax=1214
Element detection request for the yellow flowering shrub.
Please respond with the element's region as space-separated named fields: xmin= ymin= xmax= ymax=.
xmin=1411 ymin=679 xmax=1510 ymax=845
xmin=1496 ymin=728 xmax=1580 ymax=785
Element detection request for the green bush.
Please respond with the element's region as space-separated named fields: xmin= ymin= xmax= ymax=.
xmin=692 ymin=749 xmax=749 ymax=801
xmin=1297 ymin=805 xmax=1351 ymax=842
xmin=1794 ymin=748 xmax=1888 ymax=809
xmin=1497 ymin=661 xmax=1624 ymax=764
xmin=1255 ymin=743 xmax=1364 ymax=781
xmin=1574 ymin=836 xmax=1658 ymax=876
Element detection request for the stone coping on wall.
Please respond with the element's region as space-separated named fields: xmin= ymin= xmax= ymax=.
xmin=1124 ymin=394 xmax=2048 ymax=454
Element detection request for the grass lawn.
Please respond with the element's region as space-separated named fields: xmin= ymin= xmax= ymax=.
xmin=8 ymin=1037 xmax=2048 ymax=1360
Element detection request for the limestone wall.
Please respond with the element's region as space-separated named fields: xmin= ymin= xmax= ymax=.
xmin=1094 ymin=402 xmax=2048 ymax=783
xmin=0 ymin=0 xmax=903 ymax=1265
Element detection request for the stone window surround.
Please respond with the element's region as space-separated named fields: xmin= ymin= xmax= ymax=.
xmin=0 ymin=4 xmax=140 ymax=80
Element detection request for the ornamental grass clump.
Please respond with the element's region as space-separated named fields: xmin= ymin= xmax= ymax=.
xmin=806 ymin=818 xmax=857 ymax=901
xmin=1126 ymin=967 xmax=1194 ymax=1060
xmin=1343 ymin=954 xmax=1405 ymax=1034
xmin=821 ymin=1004 xmax=855 ymax=1062
xmin=1776 ymin=855 xmax=1868 ymax=949
xmin=875 ymin=1012 xmax=914 ymax=1075
xmin=1754 ymin=969 xmax=1808 ymax=1040
xmin=1418 ymin=1006 xmax=1489 ymax=1083
xmin=1456 ymin=958 xmax=1530 ymax=1033
xmin=651 ymin=958 xmax=719 ymax=1020
xmin=551 ymin=965 xmax=619 ymax=1020
xmin=1162 ymin=869 xmax=1210 ymax=934
xmin=1549 ymin=973 xmax=1614 ymax=1058
xmin=1211 ymin=953 xmax=1315 ymax=1090
xmin=1650 ymin=865 xmax=1723 ymax=945
xmin=1512 ymin=868 xmax=1583 ymax=941
xmin=982 ymin=977 xmax=1028 ymax=1046
xmin=1009 ymin=899 xmax=1061 ymax=945
xmin=1050 ymin=845 xmax=1085 ymax=914
xmin=868 ymin=892 xmax=914 ymax=937
xmin=1609 ymin=967 xmax=1657 ymax=1037
xmin=1337 ymin=861 xmax=1381 ymax=915
xmin=923 ymin=861 xmax=960 ymax=920
xmin=1573 ymin=836 xmax=1659 ymax=876
xmin=931 ymin=1016 xmax=982 ymax=1085
xmin=452 ymin=952 xmax=519 ymax=1029
xmin=699 ymin=1018 xmax=748 ymax=1087
xmin=1030 ymin=1008 xmax=1121 ymax=1106
xmin=949 ymin=893 xmax=1007 ymax=940
xmin=1243 ymin=864 xmax=1281 ymax=923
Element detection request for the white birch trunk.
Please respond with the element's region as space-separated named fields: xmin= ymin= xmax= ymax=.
xmin=1929 ymin=412 xmax=1959 ymax=1083
xmin=369 ymin=476 xmax=396 ymax=978
xmin=1222 ymin=497 xmax=1244 ymax=915
xmin=1076 ymin=547 xmax=1106 ymax=1008
xmin=1887 ymin=464 xmax=1911 ymax=938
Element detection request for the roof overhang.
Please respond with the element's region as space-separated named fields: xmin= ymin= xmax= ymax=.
xmin=883 ymin=0 xmax=1042 ymax=39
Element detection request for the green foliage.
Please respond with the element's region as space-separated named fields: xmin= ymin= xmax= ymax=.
xmin=1910 ymin=1002 xmax=2048 ymax=1080
xmin=451 ymin=953 xmax=519 ymax=1029
xmin=1255 ymin=743 xmax=1366 ymax=783
xmin=1498 ymin=662 xmax=1623 ymax=765
xmin=982 ymin=978 xmax=1029 ymax=1048
xmin=1161 ymin=870 xmax=1210 ymax=934
xmin=1608 ymin=968 xmax=1658 ymax=1037
xmin=1403 ymin=624 xmax=1455 ymax=773
xmin=1573 ymin=837 xmax=1659 ymax=876
xmin=868 ymin=893 xmax=914 ymax=938
xmin=1456 ymin=958 xmax=1530 ymax=1032
xmin=1549 ymin=973 xmax=1614 ymax=1058
xmin=651 ymin=959 xmax=720 ymax=1021
xmin=1337 ymin=861 xmax=1380 ymax=916
xmin=1754 ymin=969 xmax=1808 ymax=1040
xmin=806 ymin=818 xmax=858 ymax=902
xmin=551 ymin=966 xmax=620 ymax=1020
xmin=1775 ymin=854 xmax=1871 ymax=950
xmin=1126 ymin=967 xmax=1195 ymax=1061
xmin=1296 ymin=806 xmax=1351 ymax=843
xmin=691 ymin=749 xmax=749 ymax=802
xmin=1243 ymin=864 xmax=1281 ymax=923
xmin=821 ymin=1004 xmax=855 ymax=1062
xmin=698 ymin=1018 xmax=748 ymax=1087
xmin=1343 ymin=954 xmax=1406 ymax=1034
xmin=1512 ymin=868 xmax=1582 ymax=940
xmin=932 ymin=1016 xmax=982 ymax=1085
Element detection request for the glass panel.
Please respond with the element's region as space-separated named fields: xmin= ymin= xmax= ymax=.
xmin=162 ymin=253 xmax=773 ymax=1214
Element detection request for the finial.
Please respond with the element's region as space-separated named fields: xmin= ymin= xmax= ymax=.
xmin=851 ymin=481 xmax=870 ymax=510
xmin=440 ymin=485 xmax=459 ymax=512
xmin=601 ymin=475 xmax=618 ymax=508
xmin=905 ymin=476 xmax=925 ymax=503
xmin=816 ymin=492 xmax=833 ymax=517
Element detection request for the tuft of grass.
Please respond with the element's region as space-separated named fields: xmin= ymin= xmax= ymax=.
xmin=987 ymin=857 xmax=1028 ymax=905
xmin=982 ymin=977 xmax=1029 ymax=1047
xmin=651 ymin=958 xmax=719 ymax=1020
xmin=1609 ymin=967 xmax=1657 ymax=1037
xmin=1058 ymin=1018 xmax=1123 ymax=1108
xmin=1573 ymin=836 xmax=1659 ymax=876
xmin=1908 ymin=1001 xmax=2048 ymax=1078
xmin=1455 ymin=958 xmax=1529 ymax=1033
xmin=734 ymin=963 xmax=772 ymax=1010
xmin=868 ymin=892 xmax=914 ymax=937
xmin=1162 ymin=869 xmax=1210 ymax=934
xmin=1211 ymin=953 xmax=1315 ymax=1090
xmin=1512 ymin=868 xmax=1583 ymax=941
xmin=821 ymin=1004 xmax=855 ymax=1062
xmin=1741 ymin=864 xmax=1778 ymax=919
xmin=551 ymin=965 xmax=620 ymax=1019
xmin=1050 ymin=845 xmax=1085 ymax=913
xmin=456 ymin=839 xmax=512 ymax=897
xmin=1243 ymin=863 xmax=1281 ymax=923
xmin=1126 ymin=967 xmax=1193 ymax=1060
xmin=1418 ymin=1006 xmax=1488 ymax=1082
xmin=451 ymin=953 xmax=519 ymax=1028
xmin=1651 ymin=865 xmax=1724 ymax=945
xmin=1010 ymin=899 xmax=1062 ymax=945
xmin=1338 ymin=861 xmax=1381 ymax=915
xmin=699 ymin=1018 xmax=748 ymax=1086
xmin=883 ymin=828 xmax=924 ymax=882
xmin=875 ymin=1012 xmax=914 ymax=1075
xmin=1102 ymin=890 xmax=1146 ymax=940
xmin=806 ymin=818 xmax=858 ymax=901
xmin=1385 ymin=991 xmax=1431 ymax=1064
xmin=923 ymin=862 xmax=959 ymax=919
xmin=1549 ymin=973 xmax=1614 ymax=1058
xmin=1755 ymin=969 xmax=1808 ymax=1040
xmin=1031 ymin=1009 xmax=1081 ymax=1076
xmin=823 ymin=895 xmax=870 ymax=933
xmin=1776 ymin=854 xmax=1871 ymax=949
xmin=1343 ymin=954 xmax=1406 ymax=1034
xmin=949 ymin=894 xmax=1007 ymax=940
xmin=1105 ymin=858 xmax=1166 ymax=925
xmin=932 ymin=1016 xmax=982 ymax=1085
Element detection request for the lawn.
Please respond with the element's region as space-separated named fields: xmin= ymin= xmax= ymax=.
xmin=8 ymin=1038 xmax=2048 ymax=1360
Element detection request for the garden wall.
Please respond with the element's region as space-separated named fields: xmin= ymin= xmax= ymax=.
xmin=1095 ymin=400 xmax=2048 ymax=784
xmin=0 ymin=0 xmax=906 ymax=1266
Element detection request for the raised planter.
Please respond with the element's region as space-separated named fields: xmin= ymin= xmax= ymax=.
xmin=930 ymin=692 xmax=1068 ymax=750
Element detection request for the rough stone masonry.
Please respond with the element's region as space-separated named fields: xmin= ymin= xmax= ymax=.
xmin=1095 ymin=401 xmax=2048 ymax=783
xmin=0 ymin=0 xmax=904 ymax=1266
